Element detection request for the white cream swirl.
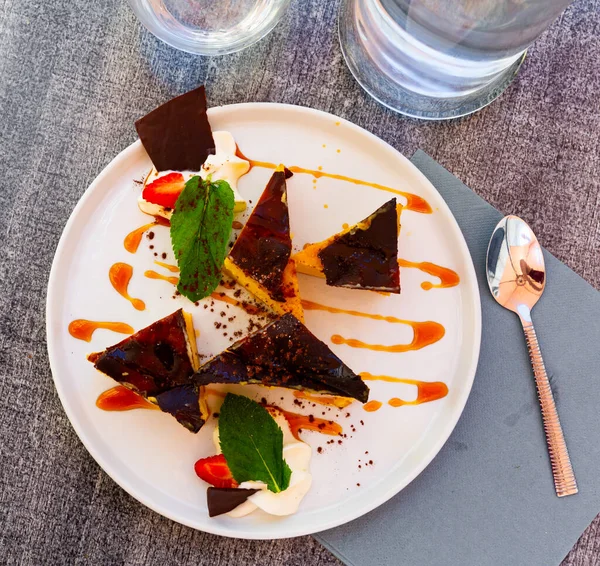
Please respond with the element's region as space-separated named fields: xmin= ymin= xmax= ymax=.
xmin=138 ymin=130 xmax=249 ymax=218
xmin=213 ymin=408 xmax=312 ymax=517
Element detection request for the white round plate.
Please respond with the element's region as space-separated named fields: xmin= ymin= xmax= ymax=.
xmin=47 ymin=103 xmax=481 ymax=539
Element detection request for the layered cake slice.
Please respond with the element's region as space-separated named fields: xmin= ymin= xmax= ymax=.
xmin=292 ymin=198 xmax=400 ymax=293
xmin=223 ymin=167 xmax=304 ymax=321
xmin=88 ymin=309 xmax=208 ymax=432
xmin=194 ymin=313 xmax=369 ymax=403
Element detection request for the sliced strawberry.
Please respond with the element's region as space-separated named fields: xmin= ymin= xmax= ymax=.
xmin=142 ymin=172 xmax=185 ymax=209
xmin=194 ymin=454 xmax=238 ymax=488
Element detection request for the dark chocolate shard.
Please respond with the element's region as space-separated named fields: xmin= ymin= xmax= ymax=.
xmin=135 ymin=85 xmax=215 ymax=172
xmin=154 ymin=384 xmax=206 ymax=433
xmin=207 ymin=487 xmax=259 ymax=517
xmin=228 ymin=170 xmax=292 ymax=301
xmin=90 ymin=309 xmax=196 ymax=396
xmin=319 ymin=198 xmax=400 ymax=293
xmin=194 ymin=313 xmax=369 ymax=403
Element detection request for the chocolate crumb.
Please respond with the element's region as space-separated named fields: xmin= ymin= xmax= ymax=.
xmin=360 ymin=420 xmax=364 ymax=426
xmin=365 ymin=451 xmax=369 ymax=455
xmin=203 ymin=304 xmax=208 ymax=309
xmin=194 ymin=301 xmax=199 ymax=306
xmin=308 ymin=415 xmax=315 ymax=423
xmin=357 ymin=483 xmax=360 ymax=487
xmin=369 ymin=460 xmax=373 ymax=465
xmin=149 ymin=245 xmax=154 ymax=250
xmin=161 ymin=252 xmax=167 ymax=259
xmin=338 ymin=440 xmax=342 ymax=445
xmin=317 ymin=423 xmax=325 ymax=430
xmin=213 ymin=413 xmax=219 ymax=418
xmin=345 ymin=412 xmax=350 ymax=418
xmin=148 ymin=231 xmax=155 ymax=240
xmin=220 ymin=311 xmax=226 ymax=317
xmin=261 ymin=397 xmax=267 ymax=405
xmin=317 ymin=447 xmax=323 ymax=454
xmin=214 ymin=322 xmax=222 ymax=329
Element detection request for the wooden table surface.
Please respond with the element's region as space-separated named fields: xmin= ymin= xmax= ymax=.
xmin=0 ymin=0 xmax=598 ymax=564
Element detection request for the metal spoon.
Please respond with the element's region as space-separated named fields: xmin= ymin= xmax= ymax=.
xmin=486 ymin=215 xmax=578 ymax=497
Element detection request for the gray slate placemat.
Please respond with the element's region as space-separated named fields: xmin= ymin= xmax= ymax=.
xmin=315 ymin=150 xmax=600 ymax=566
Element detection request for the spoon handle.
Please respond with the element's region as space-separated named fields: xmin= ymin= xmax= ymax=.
xmin=522 ymin=321 xmax=578 ymax=497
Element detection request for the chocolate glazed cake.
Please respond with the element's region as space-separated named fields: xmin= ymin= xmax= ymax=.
xmin=194 ymin=313 xmax=369 ymax=403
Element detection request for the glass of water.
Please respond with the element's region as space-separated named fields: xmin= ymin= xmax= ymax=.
xmin=128 ymin=0 xmax=291 ymax=56
xmin=339 ymin=0 xmax=574 ymax=119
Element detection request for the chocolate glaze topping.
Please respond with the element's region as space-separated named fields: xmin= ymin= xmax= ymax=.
xmin=89 ymin=309 xmax=205 ymax=432
xmin=194 ymin=313 xmax=369 ymax=403
xmin=135 ymin=85 xmax=215 ymax=172
xmin=91 ymin=309 xmax=194 ymax=395
xmin=318 ymin=198 xmax=400 ymax=293
xmin=228 ymin=170 xmax=292 ymax=301
xmin=155 ymin=383 xmax=205 ymax=433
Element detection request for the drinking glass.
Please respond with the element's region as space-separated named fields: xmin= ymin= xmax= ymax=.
xmin=128 ymin=0 xmax=291 ymax=56
xmin=339 ymin=0 xmax=575 ymax=119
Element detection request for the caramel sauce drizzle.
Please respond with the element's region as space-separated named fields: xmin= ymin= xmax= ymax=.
xmin=360 ymin=373 xmax=449 ymax=411
xmin=301 ymin=300 xmax=444 ymax=349
xmin=96 ymin=386 xmax=159 ymax=411
xmin=144 ymin=270 xmax=179 ymax=286
xmin=235 ymin=147 xmax=431 ymax=214
xmin=398 ymin=259 xmax=460 ymax=290
xmin=293 ymin=390 xmax=354 ymax=409
xmin=154 ymin=261 xmax=179 ymax=272
xmin=280 ymin=409 xmax=343 ymax=440
xmin=331 ymin=317 xmax=444 ymax=353
xmin=68 ymin=320 xmax=134 ymax=342
xmin=109 ymin=263 xmax=145 ymax=310
xmin=123 ymin=222 xmax=156 ymax=254
xmin=363 ymin=400 xmax=383 ymax=412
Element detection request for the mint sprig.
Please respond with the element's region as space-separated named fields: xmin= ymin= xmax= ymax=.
xmin=170 ymin=176 xmax=234 ymax=302
xmin=219 ymin=393 xmax=292 ymax=493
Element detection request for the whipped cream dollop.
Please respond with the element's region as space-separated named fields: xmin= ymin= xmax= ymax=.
xmin=138 ymin=130 xmax=249 ymax=218
xmin=213 ymin=407 xmax=312 ymax=517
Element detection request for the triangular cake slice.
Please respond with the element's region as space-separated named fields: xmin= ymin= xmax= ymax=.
xmin=88 ymin=309 xmax=208 ymax=432
xmin=223 ymin=167 xmax=304 ymax=321
xmin=292 ymin=198 xmax=400 ymax=293
xmin=194 ymin=313 xmax=369 ymax=403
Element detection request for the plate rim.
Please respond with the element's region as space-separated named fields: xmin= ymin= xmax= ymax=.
xmin=46 ymin=102 xmax=482 ymax=539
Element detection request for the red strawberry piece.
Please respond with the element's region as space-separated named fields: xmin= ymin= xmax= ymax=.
xmin=194 ymin=454 xmax=238 ymax=488
xmin=142 ymin=172 xmax=185 ymax=209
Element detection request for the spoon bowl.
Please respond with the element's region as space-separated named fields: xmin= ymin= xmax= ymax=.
xmin=486 ymin=215 xmax=546 ymax=322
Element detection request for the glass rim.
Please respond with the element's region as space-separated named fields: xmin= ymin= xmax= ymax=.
xmin=127 ymin=0 xmax=291 ymax=56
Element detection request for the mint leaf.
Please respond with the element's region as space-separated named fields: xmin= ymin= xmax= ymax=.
xmin=219 ymin=393 xmax=292 ymax=493
xmin=170 ymin=176 xmax=234 ymax=302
